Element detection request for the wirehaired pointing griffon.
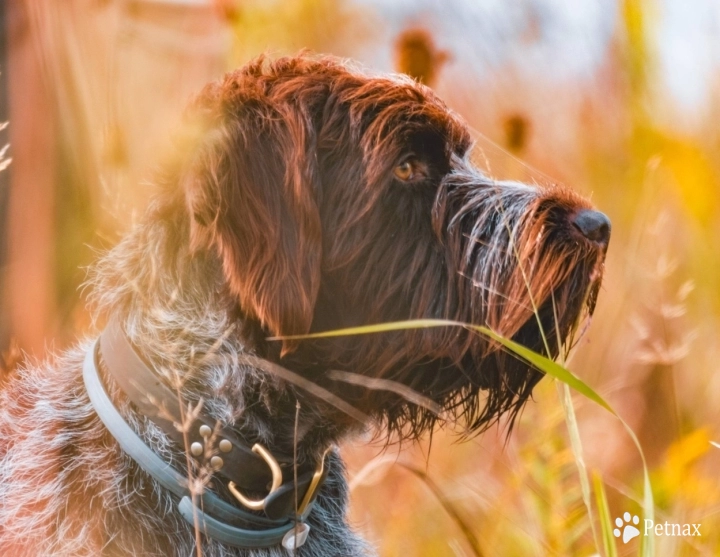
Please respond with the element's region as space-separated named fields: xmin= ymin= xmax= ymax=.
xmin=0 ymin=55 xmax=610 ymax=556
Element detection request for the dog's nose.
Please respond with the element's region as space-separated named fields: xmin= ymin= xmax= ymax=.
xmin=572 ymin=210 xmax=611 ymax=244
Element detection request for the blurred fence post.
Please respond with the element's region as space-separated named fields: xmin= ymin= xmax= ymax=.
xmin=0 ymin=0 xmax=10 ymax=354
xmin=2 ymin=0 xmax=57 ymax=357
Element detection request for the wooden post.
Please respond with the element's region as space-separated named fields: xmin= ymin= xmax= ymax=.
xmin=3 ymin=0 xmax=57 ymax=356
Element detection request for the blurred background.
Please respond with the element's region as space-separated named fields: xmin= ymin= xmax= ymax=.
xmin=1 ymin=0 xmax=719 ymax=555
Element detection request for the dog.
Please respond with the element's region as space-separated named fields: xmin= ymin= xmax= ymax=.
xmin=0 ymin=55 xmax=609 ymax=556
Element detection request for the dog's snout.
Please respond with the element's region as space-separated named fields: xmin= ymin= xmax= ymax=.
xmin=572 ymin=209 xmax=611 ymax=244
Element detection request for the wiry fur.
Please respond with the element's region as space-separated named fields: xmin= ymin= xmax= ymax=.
xmin=0 ymin=54 xmax=608 ymax=555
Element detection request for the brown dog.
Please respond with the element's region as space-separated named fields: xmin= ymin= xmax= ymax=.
xmin=0 ymin=55 xmax=609 ymax=556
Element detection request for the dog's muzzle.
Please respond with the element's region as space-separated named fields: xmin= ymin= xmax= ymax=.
xmin=82 ymin=318 xmax=330 ymax=549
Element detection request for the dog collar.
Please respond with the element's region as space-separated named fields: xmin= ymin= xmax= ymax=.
xmin=82 ymin=318 xmax=330 ymax=549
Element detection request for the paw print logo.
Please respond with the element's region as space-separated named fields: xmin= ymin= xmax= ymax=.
xmin=613 ymin=512 xmax=640 ymax=544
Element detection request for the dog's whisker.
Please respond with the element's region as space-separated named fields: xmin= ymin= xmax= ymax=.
xmin=455 ymin=270 xmax=534 ymax=313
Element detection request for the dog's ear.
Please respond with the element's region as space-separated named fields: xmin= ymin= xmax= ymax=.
xmin=182 ymin=95 xmax=322 ymax=355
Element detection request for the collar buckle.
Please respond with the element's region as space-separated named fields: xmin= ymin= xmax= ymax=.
xmin=228 ymin=444 xmax=331 ymax=516
xmin=228 ymin=443 xmax=283 ymax=511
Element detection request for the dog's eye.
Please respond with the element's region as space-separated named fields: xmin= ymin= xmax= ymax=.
xmin=394 ymin=160 xmax=418 ymax=181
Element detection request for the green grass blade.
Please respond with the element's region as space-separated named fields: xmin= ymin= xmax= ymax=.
xmin=473 ymin=324 xmax=613 ymax=413
xmin=274 ymin=318 xmax=612 ymax=411
xmin=273 ymin=318 xmax=655 ymax=555
xmin=593 ymin=472 xmax=618 ymax=557
xmin=559 ymin=383 xmax=600 ymax=554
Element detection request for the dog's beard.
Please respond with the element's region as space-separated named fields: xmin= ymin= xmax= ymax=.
xmin=295 ymin=168 xmax=606 ymax=442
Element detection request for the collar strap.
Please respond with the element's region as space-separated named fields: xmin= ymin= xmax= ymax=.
xmin=98 ymin=318 xmax=325 ymax=520
xmin=83 ymin=320 xmax=330 ymax=549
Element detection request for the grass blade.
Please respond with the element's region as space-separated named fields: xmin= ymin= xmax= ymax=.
xmin=400 ymin=463 xmax=485 ymax=557
xmin=593 ymin=472 xmax=618 ymax=557
xmin=273 ymin=318 xmax=655 ymax=555
xmin=559 ymin=383 xmax=600 ymax=554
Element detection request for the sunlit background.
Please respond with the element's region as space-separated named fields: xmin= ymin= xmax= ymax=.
xmin=1 ymin=1 xmax=720 ymax=555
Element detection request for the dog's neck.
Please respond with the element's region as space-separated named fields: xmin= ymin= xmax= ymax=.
xmin=89 ymin=204 xmax=346 ymax=463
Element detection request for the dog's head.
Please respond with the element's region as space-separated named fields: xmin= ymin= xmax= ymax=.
xmin=179 ymin=55 xmax=609 ymax=437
